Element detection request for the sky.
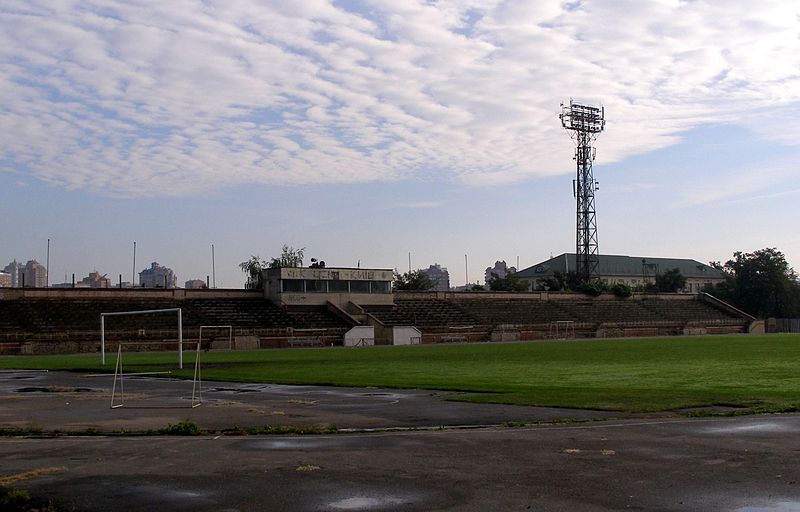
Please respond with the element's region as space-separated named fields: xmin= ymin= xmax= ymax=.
xmin=2 ymin=0 xmax=800 ymax=288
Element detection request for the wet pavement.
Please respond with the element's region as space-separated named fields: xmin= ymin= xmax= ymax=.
xmin=2 ymin=371 xmax=800 ymax=510
xmin=0 ymin=370 xmax=631 ymax=433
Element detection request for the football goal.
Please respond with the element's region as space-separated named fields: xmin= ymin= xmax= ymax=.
xmin=110 ymin=339 xmax=202 ymax=409
xmin=100 ymin=308 xmax=184 ymax=368
xmin=549 ymin=320 xmax=576 ymax=340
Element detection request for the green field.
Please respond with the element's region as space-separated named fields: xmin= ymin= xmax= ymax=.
xmin=2 ymin=334 xmax=800 ymax=413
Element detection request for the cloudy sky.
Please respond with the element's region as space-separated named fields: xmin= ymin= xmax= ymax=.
xmin=2 ymin=0 xmax=799 ymax=287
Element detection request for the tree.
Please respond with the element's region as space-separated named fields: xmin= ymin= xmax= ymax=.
xmin=488 ymin=271 xmax=529 ymax=292
xmin=239 ymin=255 xmax=268 ymax=290
xmin=240 ymin=245 xmax=306 ymax=289
xmin=268 ymin=245 xmax=305 ymax=268
xmin=393 ymin=270 xmax=435 ymax=291
xmin=654 ymin=268 xmax=687 ymax=293
xmin=712 ymin=248 xmax=800 ymax=318
xmin=577 ymin=280 xmax=608 ymax=296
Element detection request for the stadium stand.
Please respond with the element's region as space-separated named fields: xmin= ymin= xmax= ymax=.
xmin=0 ymin=288 xmax=754 ymax=354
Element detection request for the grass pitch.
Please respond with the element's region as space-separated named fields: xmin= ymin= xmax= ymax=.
xmin=1 ymin=334 xmax=800 ymax=413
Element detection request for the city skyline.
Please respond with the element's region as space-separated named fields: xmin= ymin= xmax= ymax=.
xmin=2 ymin=2 xmax=799 ymax=287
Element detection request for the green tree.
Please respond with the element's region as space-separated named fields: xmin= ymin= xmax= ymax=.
xmin=488 ymin=271 xmax=529 ymax=292
xmin=240 ymin=245 xmax=306 ymax=290
xmin=268 ymin=245 xmax=305 ymax=268
xmin=713 ymin=248 xmax=800 ymax=318
xmin=239 ymin=255 xmax=268 ymax=290
xmin=654 ymin=268 xmax=687 ymax=293
xmin=577 ymin=279 xmax=608 ymax=296
xmin=393 ymin=270 xmax=435 ymax=291
xmin=611 ymin=283 xmax=632 ymax=298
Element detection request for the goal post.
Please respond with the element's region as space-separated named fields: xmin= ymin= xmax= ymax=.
xmin=549 ymin=320 xmax=576 ymax=340
xmin=101 ymin=308 xmax=183 ymax=368
xmin=110 ymin=339 xmax=202 ymax=409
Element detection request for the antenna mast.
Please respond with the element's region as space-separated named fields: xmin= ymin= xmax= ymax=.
xmin=560 ymin=100 xmax=605 ymax=283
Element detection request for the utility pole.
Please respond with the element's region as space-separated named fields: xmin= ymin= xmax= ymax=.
xmin=132 ymin=241 xmax=137 ymax=288
xmin=46 ymin=238 xmax=50 ymax=288
xmin=211 ymin=243 xmax=216 ymax=289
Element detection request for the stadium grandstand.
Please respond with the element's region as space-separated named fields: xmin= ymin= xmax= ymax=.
xmin=0 ymin=265 xmax=757 ymax=355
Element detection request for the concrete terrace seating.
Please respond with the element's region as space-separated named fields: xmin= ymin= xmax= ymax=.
xmin=284 ymin=307 xmax=350 ymax=329
xmin=453 ymin=299 xmax=576 ymax=326
xmin=553 ymin=300 xmax=667 ymax=324
xmin=638 ymin=298 xmax=743 ymax=322
xmin=361 ymin=305 xmax=415 ymax=326
xmin=183 ymin=298 xmax=295 ymax=327
xmin=0 ymin=297 xmax=300 ymax=333
xmin=364 ymin=299 xmax=479 ymax=327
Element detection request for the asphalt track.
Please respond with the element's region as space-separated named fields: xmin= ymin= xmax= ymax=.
xmin=2 ymin=371 xmax=800 ymax=511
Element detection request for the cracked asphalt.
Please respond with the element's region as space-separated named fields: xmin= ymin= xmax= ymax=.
xmin=2 ymin=371 xmax=799 ymax=511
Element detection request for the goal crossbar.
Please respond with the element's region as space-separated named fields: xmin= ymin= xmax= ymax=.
xmin=101 ymin=308 xmax=183 ymax=368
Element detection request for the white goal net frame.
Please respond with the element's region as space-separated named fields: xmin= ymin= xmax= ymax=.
xmin=110 ymin=339 xmax=202 ymax=409
xmin=100 ymin=308 xmax=184 ymax=368
xmin=549 ymin=320 xmax=576 ymax=340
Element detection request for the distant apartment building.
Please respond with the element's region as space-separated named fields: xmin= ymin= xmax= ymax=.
xmin=0 ymin=272 xmax=11 ymax=288
xmin=185 ymin=279 xmax=207 ymax=289
xmin=2 ymin=260 xmax=22 ymax=287
xmin=485 ymin=260 xmax=516 ymax=286
xmin=20 ymin=260 xmax=47 ymax=288
xmin=421 ymin=263 xmax=450 ymax=292
xmin=139 ymin=261 xmax=177 ymax=289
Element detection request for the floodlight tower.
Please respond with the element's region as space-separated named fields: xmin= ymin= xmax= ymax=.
xmin=560 ymin=100 xmax=605 ymax=283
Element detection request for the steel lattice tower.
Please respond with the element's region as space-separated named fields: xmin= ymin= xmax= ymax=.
xmin=560 ymin=100 xmax=605 ymax=283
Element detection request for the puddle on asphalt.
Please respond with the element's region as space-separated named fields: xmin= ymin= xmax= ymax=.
xmin=16 ymin=386 xmax=96 ymax=393
xmin=246 ymin=438 xmax=350 ymax=450
xmin=703 ymin=422 xmax=796 ymax=435
xmin=209 ymin=387 xmax=261 ymax=393
xmin=327 ymin=496 xmax=408 ymax=510
xmin=736 ymin=501 xmax=800 ymax=511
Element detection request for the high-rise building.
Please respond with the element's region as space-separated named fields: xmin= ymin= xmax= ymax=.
xmin=21 ymin=260 xmax=47 ymax=288
xmin=2 ymin=260 xmax=22 ymax=287
xmin=0 ymin=272 xmax=11 ymax=288
xmin=485 ymin=260 xmax=516 ymax=286
xmin=422 ymin=263 xmax=450 ymax=292
xmin=139 ymin=262 xmax=177 ymax=289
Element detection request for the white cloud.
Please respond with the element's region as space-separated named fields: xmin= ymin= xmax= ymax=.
xmin=381 ymin=201 xmax=444 ymax=210
xmin=676 ymin=160 xmax=799 ymax=208
xmin=1 ymin=0 xmax=799 ymax=197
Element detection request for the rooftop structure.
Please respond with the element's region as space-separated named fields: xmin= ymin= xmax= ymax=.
xmin=264 ymin=267 xmax=393 ymax=306
xmin=516 ymin=253 xmax=725 ymax=293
